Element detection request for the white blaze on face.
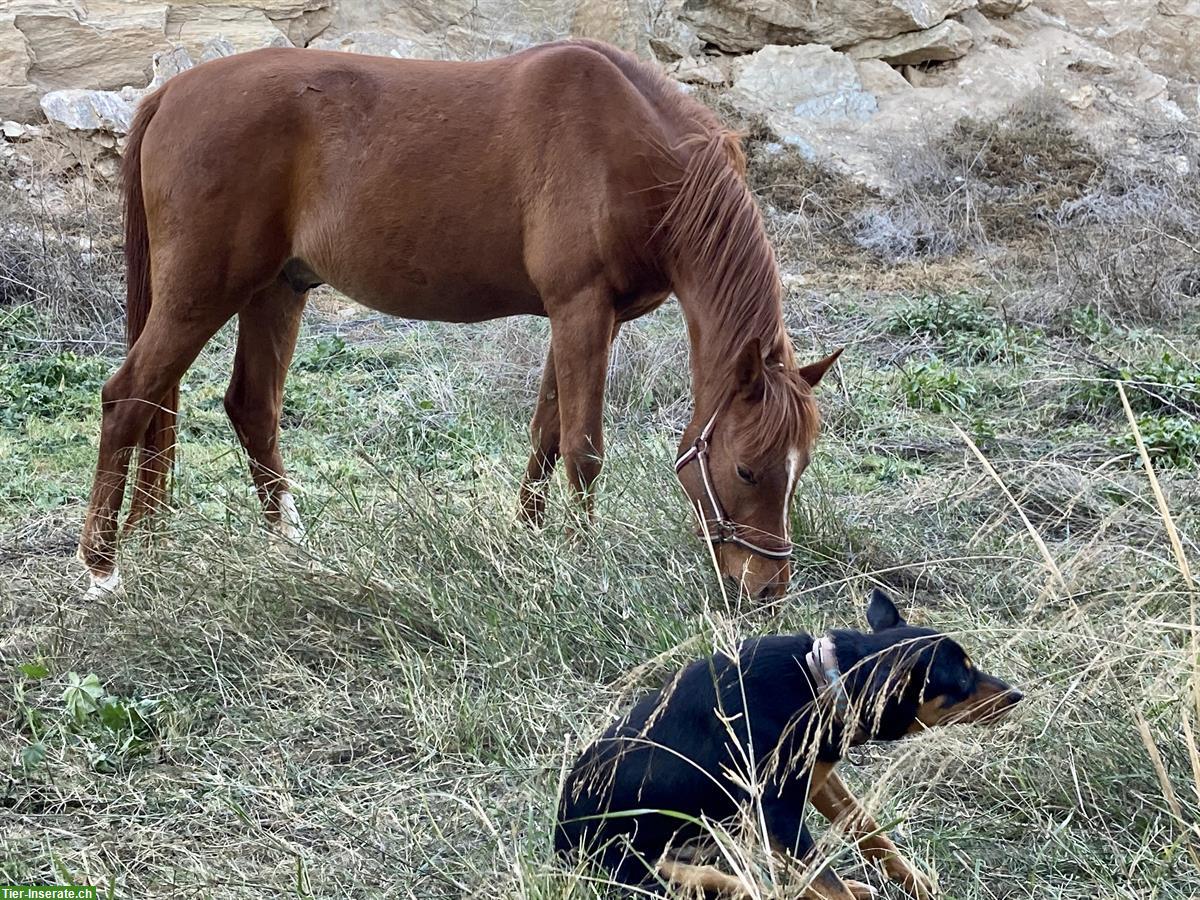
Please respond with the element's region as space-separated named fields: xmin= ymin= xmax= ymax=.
xmin=784 ymin=448 xmax=801 ymax=541
xmin=275 ymin=490 xmax=305 ymax=542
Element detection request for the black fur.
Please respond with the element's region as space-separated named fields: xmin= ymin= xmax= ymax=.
xmin=555 ymin=589 xmax=1021 ymax=894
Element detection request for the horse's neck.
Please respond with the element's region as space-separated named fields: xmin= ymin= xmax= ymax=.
xmin=674 ymin=278 xmax=786 ymax=412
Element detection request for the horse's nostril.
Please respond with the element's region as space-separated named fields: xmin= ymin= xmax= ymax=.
xmin=1008 ymin=689 xmax=1025 ymax=704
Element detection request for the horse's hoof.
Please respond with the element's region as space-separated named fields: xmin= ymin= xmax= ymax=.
xmin=273 ymin=491 xmax=306 ymax=542
xmin=85 ymin=567 xmax=124 ymax=600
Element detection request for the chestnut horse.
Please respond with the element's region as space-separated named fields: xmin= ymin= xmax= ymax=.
xmin=78 ymin=40 xmax=840 ymax=600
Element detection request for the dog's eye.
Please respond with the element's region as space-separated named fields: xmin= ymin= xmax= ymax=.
xmin=736 ymin=465 xmax=757 ymax=485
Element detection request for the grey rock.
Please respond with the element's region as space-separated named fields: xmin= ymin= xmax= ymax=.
xmin=680 ymin=0 xmax=978 ymax=52
xmin=846 ymin=19 xmax=974 ymax=65
xmin=40 ymin=88 xmax=137 ymax=133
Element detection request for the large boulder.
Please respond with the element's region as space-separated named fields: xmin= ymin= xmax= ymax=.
xmin=680 ymin=0 xmax=978 ymax=52
xmin=39 ymin=87 xmax=138 ymax=133
xmin=0 ymin=15 xmax=39 ymax=121
xmin=322 ymin=0 xmax=572 ymax=57
xmin=1037 ymin=0 xmax=1200 ymax=80
xmin=847 ymin=19 xmax=973 ymax=64
xmin=571 ymin=0 xmax=651 ymax=55
xmin=15 ymin=4 xmax=170 ymax=93
xmin=731 ymin=44 xmax=878 ymax=132
xmin=164 ymin=1 xmax=331 ymax=55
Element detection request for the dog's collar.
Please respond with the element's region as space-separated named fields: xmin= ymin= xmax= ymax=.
xmin=806 ymin=634 xmax=850 ymax=718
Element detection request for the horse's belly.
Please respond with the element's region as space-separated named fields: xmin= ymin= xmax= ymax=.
xmin=301 ymin=220 xmax=544 ymax=322
xmin=326 ymin=269 xmax=546 ymax=323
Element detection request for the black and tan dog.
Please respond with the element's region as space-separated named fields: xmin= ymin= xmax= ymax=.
xmin=555 ymin=589 xmax=1023 ymax=898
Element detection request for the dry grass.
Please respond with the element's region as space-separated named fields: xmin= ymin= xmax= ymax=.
xmin=2 ymin=101 xmax=1200 ymax=899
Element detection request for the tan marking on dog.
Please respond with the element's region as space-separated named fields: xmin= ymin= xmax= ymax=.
xmin=658 ymin=859 xmax=754 ymax=896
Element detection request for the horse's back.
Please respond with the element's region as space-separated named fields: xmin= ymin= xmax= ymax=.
xmin=136 ymin=44 xmax=687 ymax=318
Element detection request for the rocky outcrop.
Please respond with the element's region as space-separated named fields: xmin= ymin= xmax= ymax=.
xmin=1 ymin=0 xmax=1197 ymax=193
xmin=847 ymin=18 xmax=973 ymax=64
xmin=37 ymin=38 xmax=234 ymax=134
xmin=164 ymin=1 xmax=332 ymax=53
xmin=679 ymin=0 xmax=977 ymax=52
xmin=725 ymin=17 xmax=1188 ymax=190
xmin=571 ymin=0 xmax=651 ymax=55
xmin=1037 ymin=0 xmax=1200 ymax=80
xmin=1 ymin=0 xmax=334 ymax=122
xmin=732 ymin=44 xmax=877 ymax=131
xmin=0 ymin=16 xmax=39 ymax=122
xmin=16 ymin=6 xmax=169 ymax=94
xmin=977 ymin=0 xmax=1031 ymax=14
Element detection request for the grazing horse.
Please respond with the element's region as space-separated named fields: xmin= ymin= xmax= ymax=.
xmin=78 ymin=40 xmax=840 ymax=599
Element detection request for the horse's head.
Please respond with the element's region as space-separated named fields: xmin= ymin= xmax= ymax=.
xmin=676 ymin=339 xmax=840 ymax=599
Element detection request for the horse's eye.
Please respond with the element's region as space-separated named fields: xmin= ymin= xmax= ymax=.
xmin=736 ymin=465 xmax=757 ymax=485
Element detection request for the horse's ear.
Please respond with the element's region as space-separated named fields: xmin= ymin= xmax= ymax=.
xmin=734 ymin=338 xmax=765 ymax=403
xmin=866 ymin=587 xmax=906 ymax=631
xmin=797 ymin=348 xmax=843 ymax=387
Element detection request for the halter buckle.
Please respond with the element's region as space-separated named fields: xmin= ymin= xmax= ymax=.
xmin=714 ymin=520 xmax=738 ymax=543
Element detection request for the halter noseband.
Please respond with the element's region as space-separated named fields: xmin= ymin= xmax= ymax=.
xmin=674 ymin=412 xmax=794 ymax=562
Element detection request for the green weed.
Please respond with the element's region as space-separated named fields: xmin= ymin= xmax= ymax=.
xmin=1076 ymin=351 xmax=1200 ymax=417
xmin=12 ymin=664 xmax=161 ymax=778
xmin=888 ymin=293 xmax=1026 ymax=363
xmin=898 ymin=358 xmax=977 ymax=413
xmin=1110 ymin=414 xmax=1200 ymax=468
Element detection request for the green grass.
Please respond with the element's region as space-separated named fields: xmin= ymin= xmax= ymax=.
xmin=2 ymin=188 xmax=1200 ymax=899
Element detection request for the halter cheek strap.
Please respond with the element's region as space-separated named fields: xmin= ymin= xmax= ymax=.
xmin=674 ymin=411 xmax=794 ymax=562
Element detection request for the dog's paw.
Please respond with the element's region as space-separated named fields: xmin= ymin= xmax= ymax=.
xmin=885 ymin=861 xmax=935 ymax=900
xmin=843 ymin=879 xmax=878 ymax=900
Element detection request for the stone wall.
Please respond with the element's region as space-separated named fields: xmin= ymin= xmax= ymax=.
xmin=1 ymin=0 xmax=1196 ymax=188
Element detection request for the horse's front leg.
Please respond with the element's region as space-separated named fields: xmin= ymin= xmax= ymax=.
xmin=546 ymin=296 xmax=617 ymax=518
xmin=517 ymin=345 xmax=561 ymax=525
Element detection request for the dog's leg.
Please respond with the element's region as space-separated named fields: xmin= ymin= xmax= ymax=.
xmin=801 ymin=868 xmax=875 ymax=900
xmin=759 ymin=798 xmax=874 ymax=900
xmin=809 ymin=770 xmax=935 ymax=899
xmin=657 ymin=859 xmax=754 ymax=896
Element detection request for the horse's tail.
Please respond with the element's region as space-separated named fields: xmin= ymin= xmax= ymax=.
xmin=123 ymin=88 xmax=175 ymax=524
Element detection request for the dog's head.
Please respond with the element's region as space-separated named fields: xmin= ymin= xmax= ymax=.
xmin=831 ymin=589 xmax=1024 ymax=742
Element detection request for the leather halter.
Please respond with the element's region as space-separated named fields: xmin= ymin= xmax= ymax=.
xmin=674 ymin=412 xmax=794 ymax=562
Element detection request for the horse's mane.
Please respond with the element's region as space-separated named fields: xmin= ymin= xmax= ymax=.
xmin=663 ymin=131 xmax=822 ymax=463
xmin=570 ymin=40 xmax=820 ymax=460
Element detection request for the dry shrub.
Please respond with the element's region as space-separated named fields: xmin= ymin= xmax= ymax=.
xmin=0 ymin=172 xmax=124 ymax=343
xmin=1051 ymin=115 xmax=1200 ymax=320
xmin=938 ymin=100 xmax=1100 ymax=242
xmin=854 ymin=94 xmax=1101 ymax=263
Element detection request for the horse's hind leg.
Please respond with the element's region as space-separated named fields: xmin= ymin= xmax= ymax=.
xmin=517 ymin=345 xmax=560 ymax=525
xmin=224 ymin=278 xmax=307 ymax=539
xmin=79 ymin=301 xmax=234 ymax=592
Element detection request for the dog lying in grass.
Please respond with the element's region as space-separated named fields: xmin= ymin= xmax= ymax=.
xmin=555 ymin=589 xmax=1023 ymax=898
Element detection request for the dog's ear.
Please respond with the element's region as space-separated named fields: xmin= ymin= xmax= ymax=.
xmin=866 ymin=588 xmax=906 ymax=631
